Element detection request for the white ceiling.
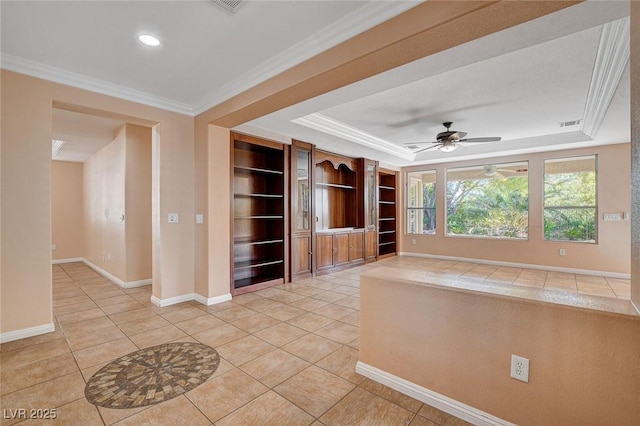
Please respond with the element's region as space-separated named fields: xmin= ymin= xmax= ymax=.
xmin=51 ymin=109 xmax=127 ymax=162
xmin=1 ymin=1 xmax=631 ymax=166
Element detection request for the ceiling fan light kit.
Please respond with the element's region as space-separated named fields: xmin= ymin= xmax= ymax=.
xmin=439 ymin=141 xmax=458 ymax=152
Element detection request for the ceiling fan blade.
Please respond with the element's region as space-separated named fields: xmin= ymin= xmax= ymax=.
xmin=414 ymin=144 xmax=442 ymax=154
xmin=403 ymin=141 xmax=437 ymax=145
xmin=458 ymin=137 xmax=501 ymax=143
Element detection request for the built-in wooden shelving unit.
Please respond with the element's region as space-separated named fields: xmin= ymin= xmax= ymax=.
xmin=232 ymin=134 xmax=288 ymax=294
xmin=378 ymin=170 xmax=397 ymax=258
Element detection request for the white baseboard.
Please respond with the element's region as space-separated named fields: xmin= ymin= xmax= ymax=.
xmin=194 ymin=293 xmax=232 ymax=306
xmin=398 ymin=252 xmax=631 ymax=279
xmin=79 ymin=258 xmax=152 ymax=289
xmin=356 ymin=361 xmax=514 ymax=426
xmin=125 ymin=278 xmax=152 ymax=289
xmin=150 ymin=293 xmax=195 ymax=308
xmin=1 ymin=323 xmax=55 ymax=344
xmin=52 ymin=257 xmax=83 ymax=264
xmin=151 ymin=292 xmax=232 ymax=308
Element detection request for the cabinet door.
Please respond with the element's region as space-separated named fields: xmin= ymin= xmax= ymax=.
xmin=292 ymin=234 xmax=312 ymax=275
xmin=334 ymin=233 xmax=350 ymax=265
xmin=365 ymin=229 xmax=377 ymax=260
xmin=293 ymin=146 xmax=312 ymax=232
xmin=317 ymin=234 xmax=334 ymax=269
xmin=349 ymin=231 xmax=364 ymax=262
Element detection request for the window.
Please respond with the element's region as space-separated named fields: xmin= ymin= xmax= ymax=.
xmin=406 ymin=170 xmax=436 ymax=234
xmin=544 ymin=155 xmax=597 ymax=242
xmin=446 ymin=162 xmax=528 ymax=239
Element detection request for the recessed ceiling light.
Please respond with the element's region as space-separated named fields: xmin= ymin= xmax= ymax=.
xmin=139 ymin=34 xmax=160 ymax=47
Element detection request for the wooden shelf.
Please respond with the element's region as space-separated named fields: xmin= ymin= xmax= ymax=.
xmin=234 ymin=275 xmax=282 ymax=289
xmin=378 ymin=230 xmax=395 ymax=235
xmin=378 ymin=241 xmax=396 ymax=247
xmin=234 ymin=215 xmax=284 ymax=219
xmin=316 ymin=182 xmax=356 ymax=190
xmin=234 ymin=238 xmax=284 ymax=246
xmin=234 ymin=259 xmax=284 ymax=271
xmin=379 ymin=217 xmax=396 ymax=221
xmin=234 ymin=165 xmax=283 ymax=175
xmin=234 ymin=193 xmax=283 ymax=198
xmin=379 ymin=185 xmax=395 ymax=190
xmin=379 ymin=201 xmax=395 ymax=205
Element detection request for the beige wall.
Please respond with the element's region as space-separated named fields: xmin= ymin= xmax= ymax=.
xmin=124 ymin=124 xmax=152 ymax=282
xmin=82 ymin=123 xmax=151 ymax=283
xmin=51 ymin=161 xmax=84 ymax=260
xmin=83 ymin=126 xmax=127 ymax=280
xmin=399 ymin=144 xmax=631 ymax=275
xmin=360 ymin=269 xmax=640 ymax=425
xmin=1 ymin=70 xmax=194 ymax=335
xmin=193 ymin=119 xmax=232 ymax=300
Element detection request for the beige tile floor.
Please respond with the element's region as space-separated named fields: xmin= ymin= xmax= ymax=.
xmin=1 ymin=260 xmax=471 ymax=426
xmin=0 ymin=256 xmax=629 ymax=425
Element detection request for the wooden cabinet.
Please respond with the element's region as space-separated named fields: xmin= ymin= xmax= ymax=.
xmin=378 ymin=169 xmax=398 ymax=258
xmin=290 ymin=140 xmax=314 ymax=280
xmin=292 ymin=235 xmax=312 ymax=275
xmin=316 ymin=230 xmax=363 ymax=270
xmin=362 ymin=159 xmax=378 ymax=261
xmin=316 ymin=233 xmax=335 ymax=270
xmin=334 ymin=232 xmax=350 ymax=265
xmin=365 ymin=229 xmax=377 ymax=260
xmin=349 ymin=230 xmax=364 ymax=262
xmin=232 ymin=134 xmax=289 ymax=294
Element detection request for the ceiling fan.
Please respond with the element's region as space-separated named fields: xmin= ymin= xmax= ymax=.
xmin=405 ymin=122 xmax=501 ymax=153
xmin=479 ymin=165 xmax=512 ymax=180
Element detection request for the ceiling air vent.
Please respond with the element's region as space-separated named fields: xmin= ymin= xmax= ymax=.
xmin=52 ymin=139 xmax=66 ymax=158
xmin=559 ymin=119 xmax=582 ymax=128
xmin=210 ymin=0 xmax=245 ymax=14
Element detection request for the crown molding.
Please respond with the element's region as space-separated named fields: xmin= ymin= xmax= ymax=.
xmin=1 ymin=53 xmax=194 ymax=116
xmin=581 ymin=17 xmax=630 ymax=139
xmin=191 ymin=0 xmax=422 ymax=115
xmin=293 ymin=113 xmax=415 ymax=161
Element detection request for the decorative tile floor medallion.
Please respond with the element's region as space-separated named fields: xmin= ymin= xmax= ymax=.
xmin=85 ymin=342 xmax=220 ymax=408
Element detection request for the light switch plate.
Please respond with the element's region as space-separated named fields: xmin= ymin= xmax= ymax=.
xmin=603 ymin=213 xmax=621 ymax=221
xmin=168 ymin=213 xmax=179 ymax=224
xmin=196 ymin=214 xmax=204 ymax=224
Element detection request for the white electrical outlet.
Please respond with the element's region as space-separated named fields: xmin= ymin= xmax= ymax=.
xmin=168 ymin=213 xmax=179 ymax=224
xmin=51 ymin=244 xmax=57 ymax=251
xmin=511 ymin=354 xmax=529 ymax=383
xmin=196 ymin=214 xmax=204 ymax=224
xmin=559 ymin=248 xmax=565 ymax=256
xmin=411 ymin=239 xmax=416 ymax=245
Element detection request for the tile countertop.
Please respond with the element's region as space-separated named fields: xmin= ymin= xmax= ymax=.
xmin=361 ymin=266 xmax=640 ymax=320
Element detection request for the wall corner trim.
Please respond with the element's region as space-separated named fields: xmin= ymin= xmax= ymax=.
xmin=0 ymin=323 xmax=56 ymax=344
xmin=194 ymin=293 xmax=232 ymax=306
xmin=355 ymin=361 xmax=514 ymax=426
